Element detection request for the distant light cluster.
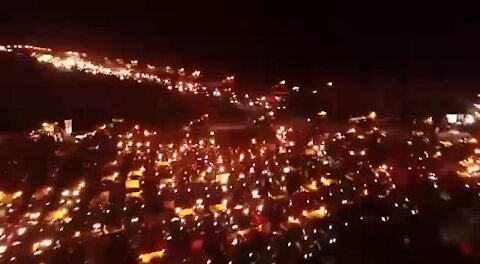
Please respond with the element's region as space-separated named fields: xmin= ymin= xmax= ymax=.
xmin=1 ymin=44 xmax=291 ymax=117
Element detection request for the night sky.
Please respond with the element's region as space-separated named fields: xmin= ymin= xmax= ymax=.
xmin=1 ymin=1 xmax=480 ymax=87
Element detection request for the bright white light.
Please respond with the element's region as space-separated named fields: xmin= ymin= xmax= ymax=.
xmin=465 ymin=114 xmax=475 ymax=124
xmin=17 ymin=227 xmax=26 ymax=236
xmin=39 ymin=239 xmax=53 ymax=248
xmin=446 ymin=114 xmax=457 ymax=124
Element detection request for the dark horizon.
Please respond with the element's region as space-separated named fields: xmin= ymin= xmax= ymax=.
xmin=2 ymin=2 xmax=480 ymax=88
